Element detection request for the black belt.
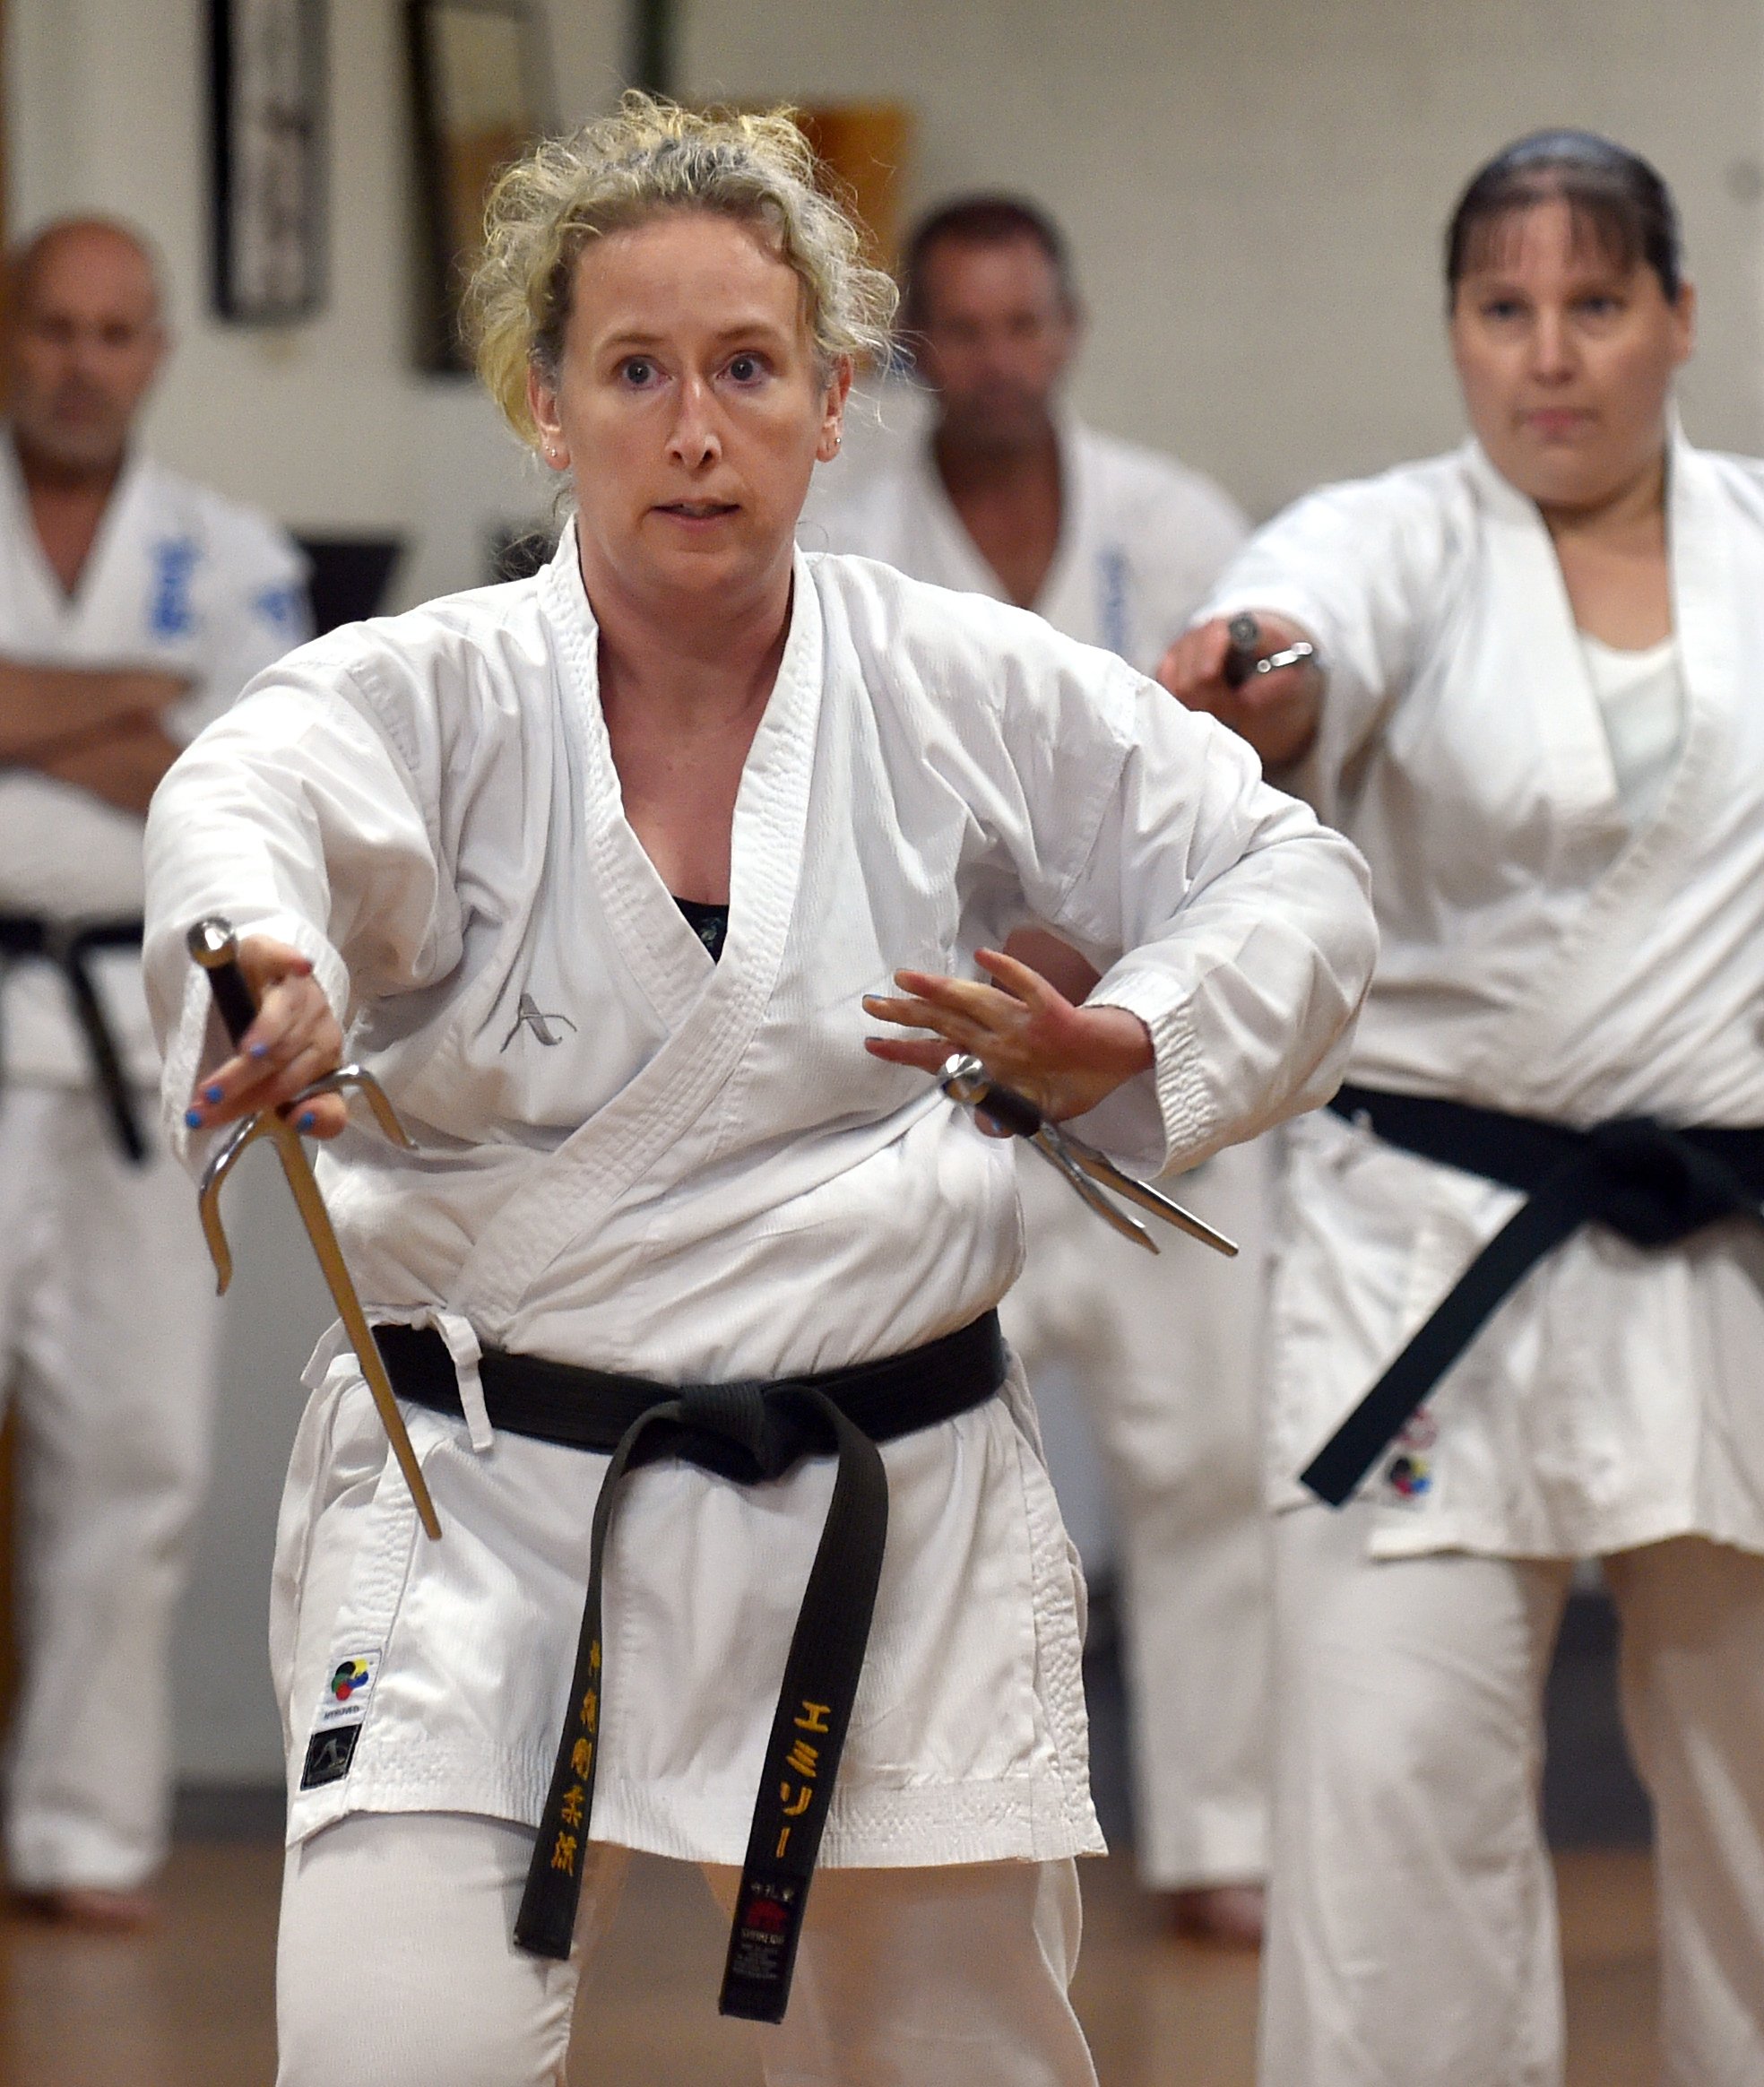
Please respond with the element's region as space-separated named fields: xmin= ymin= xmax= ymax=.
xmin=1301 ymin=1085 xmax=1764 ymax=1507
xmin=375 ymin=1310 xmax=1007 ymax=2022
xmin=0 ymin=914 xmax=148 ymax=1163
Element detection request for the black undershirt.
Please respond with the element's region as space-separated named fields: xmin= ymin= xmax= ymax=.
xmin=674 ymin=896 xmax=730 ymax=964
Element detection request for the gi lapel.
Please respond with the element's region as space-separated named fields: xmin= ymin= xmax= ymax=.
xmin=1463 ymin=440 xmax=1624 ymax=842
xmin=907 ymin=414 xmax=1086 ymax=627
xmin=1458 ymin=433 xmax=1734 ymax=1089
xmin=908 ymin=439 xmax=1010 ymax=602
xmin=451 ymin=544 xmax=826 ymax=1332
xmin=1030 ymin=411 xmax=1094 ymax=636
xmin=68 ymin=458 xmax=161 ymax=645
xmin=0 ymin=439 xmax=149 ymax=640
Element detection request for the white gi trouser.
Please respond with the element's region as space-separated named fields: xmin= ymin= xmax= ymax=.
xmin=0 ymin=1084 xmax=219 ymax=1889
xmin=1261 ymin=1502 xmax=1764 ymax=2087
xmin=1001 ymin=1139 xmax=1273 ymax=1888
xmin=272 ymin=1311 xmax=1099 ymax=2087
xmin=277 ymin=1814 xmax=1096 ymax=2087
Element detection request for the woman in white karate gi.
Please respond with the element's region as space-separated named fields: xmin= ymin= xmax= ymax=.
xmin=144 ymin=100 xmax=1372 ymax=2087
xmin=1165 ymin=130 xmax=1764 ymax=2085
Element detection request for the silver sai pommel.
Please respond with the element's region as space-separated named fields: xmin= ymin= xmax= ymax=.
xmin=1222 ymin=610 xmax=1319 ymax=690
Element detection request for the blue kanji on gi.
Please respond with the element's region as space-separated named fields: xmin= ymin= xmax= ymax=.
xmin=253 ymin=581 xmax=304 ymax=635
xmin=148 ymin=535 xmax=201 ymax=637
xmin=1096 ymin=543 xmax=1130 ymax=662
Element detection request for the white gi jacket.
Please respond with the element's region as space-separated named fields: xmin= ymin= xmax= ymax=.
xmin=1206 ymin=433 xmax=1764 ymax=1561
xmin=143 ymin=533 xmax=1373 ymax=1866
xmin=0 ymin=439 xmax=309 ymax=1087
xmin=808 ymin=403 xmax=1248 ymax=674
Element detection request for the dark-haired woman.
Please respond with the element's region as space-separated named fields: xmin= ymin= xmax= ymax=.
xmin=1164 ymin=131 xmax=1764 ymax=2084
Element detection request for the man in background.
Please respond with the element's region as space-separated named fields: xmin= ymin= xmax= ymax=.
xmin=815 ymin=196 xmax=1271 ymax=1944
xmin=0 ymin=217 xmax=308 ymax=1924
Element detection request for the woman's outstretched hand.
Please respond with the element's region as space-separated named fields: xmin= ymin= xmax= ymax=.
xmin=863 ymin=946 xmax=1153 ymax=1125
xmin=183 ymin=935 xmax=349 ymax=1139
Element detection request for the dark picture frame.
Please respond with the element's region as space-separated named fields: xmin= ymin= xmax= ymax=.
xmin=406 ymin=0 xmax=552 ymax=374
xmin=208 ymin=0 xmax=328 ymax=324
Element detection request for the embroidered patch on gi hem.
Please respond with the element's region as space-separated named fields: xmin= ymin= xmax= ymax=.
xmin=298 ymin=1649 xmax=383 ymax=1789
xmin=315 ymin=1650 xmax=382 ymax=1729
xmin=301 ymin=1723 xmax=362 ymax=1790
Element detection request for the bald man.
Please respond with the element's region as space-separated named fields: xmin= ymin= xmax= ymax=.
xmin=814 ymin=197 xmax=1272 ymax=1944
xmin=0 ymin=218 xmax=307 ymax=1923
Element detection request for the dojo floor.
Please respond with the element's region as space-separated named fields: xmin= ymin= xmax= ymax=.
xmin=0 ymin=1592 xmax=1659 ymax=2082
xmin=0 ymin=1842 xmax=1657 ymax=2083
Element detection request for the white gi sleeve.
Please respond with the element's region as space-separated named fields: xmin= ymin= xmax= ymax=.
xmin=974 ymin=622 xmax=1377 ymax=1175
xmin=1199 ymin=467 xmax=1454 ymax=819
xmin=142 ymin=650 xmax=458 ymax=1160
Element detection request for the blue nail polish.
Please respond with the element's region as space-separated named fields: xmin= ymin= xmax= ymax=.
xmin=248 ymin=1043 xmax=271 ymax=1061
xmin=298 ymin=1111 xmax=316 ymax=1132
xmin=185 ymin=1107 xmax=203 ymax=1129
xmin=203 ymin=1083 xmax=224 ymax=1103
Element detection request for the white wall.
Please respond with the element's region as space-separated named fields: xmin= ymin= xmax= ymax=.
xmin=686 ymin=0 xmax=1764 ymax=521
xmin=6 ymin=0 xmax=1762 ymax=1781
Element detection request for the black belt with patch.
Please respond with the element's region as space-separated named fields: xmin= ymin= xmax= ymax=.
xmin=375 ymin=1309 xmax=1007 ymax=2022
xmin=1301 ymin=1084 xmax=1764 ymax=1508
xmin=0 ymin=914 xmax=149 ymax=1163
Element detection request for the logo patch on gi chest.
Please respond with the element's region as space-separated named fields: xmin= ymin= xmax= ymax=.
xmin=299 ymin=1649 xmax=382 ymax=1790
xmin=1381 ymin=1413 xmax=1438 ymax=1506
xmin=500 ymin=992 xmax=576 ymax=1050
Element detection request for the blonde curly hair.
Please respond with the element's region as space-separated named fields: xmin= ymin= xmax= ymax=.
xmin=468 ymin=94 xmax=897 ymax=450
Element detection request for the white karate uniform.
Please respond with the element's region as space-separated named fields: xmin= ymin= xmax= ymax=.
xmin=807 ymin=398 xmax=1249 ymax=671
xmin=817 ymin=403 xmax=1275 ymax=1889
xmin=0 ymin=437 xmax=307 ymax=1890
xmin=143 ymin=533 xmax=1373 ymax=2082
xmin=1204 ymin=433 xmax=1764 ymax=2083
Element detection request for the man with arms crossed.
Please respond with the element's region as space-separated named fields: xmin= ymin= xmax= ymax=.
xmin=817 ymin=195 xmax=1270 ymax=1942
xmin=0 ymin=217 xmax=307 ymax=1923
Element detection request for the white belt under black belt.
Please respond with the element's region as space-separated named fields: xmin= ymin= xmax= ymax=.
xmin=0 ymin=914 xmax=147 ymax=1162
xmin=376 ymin=1310 xmax=1007 ymax=2023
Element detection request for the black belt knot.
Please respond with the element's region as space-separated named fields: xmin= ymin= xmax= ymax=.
xmin=1580 ymin=1118 xmax=1753 ymax=1246
xmin=669 ymin=1378 xmax=803 ymax=1480
xmin=374 ymin=1311 xmax=1005 ymax=2022
xmin=0 ymin=912 xmax=148 ymax=1163
xmin=1301 ymin=1087 xmax=1764 ymax=1507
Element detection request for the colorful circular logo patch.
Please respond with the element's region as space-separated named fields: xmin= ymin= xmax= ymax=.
xmin=1385 ymin=1453 xmax=1432 ymax=1500
xmin=331 ymin=1658 xmax=373 ymax=1702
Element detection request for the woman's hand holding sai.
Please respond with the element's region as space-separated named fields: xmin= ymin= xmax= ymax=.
xmin=183 ymin=934 xmax=349 ymax=1138
xmin=863 ymin=946 xmax=1154 ymax=1128
xmin=1158 ymin=611 xmax=1322 ymax=769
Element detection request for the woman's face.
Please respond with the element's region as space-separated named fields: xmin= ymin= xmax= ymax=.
xmin=529 ymin=210 xmax=849 ymax=617
xmin=1449 ymin=195 xmax=1693 ymax=512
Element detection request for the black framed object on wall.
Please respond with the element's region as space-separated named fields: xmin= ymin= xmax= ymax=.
xmin=407 ymin=0 xmax=550 ymax=374
xmin=209 ymin=0 xmax=328 ymax=324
